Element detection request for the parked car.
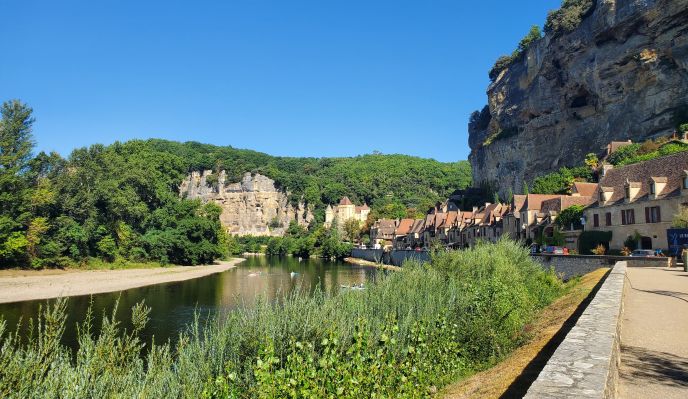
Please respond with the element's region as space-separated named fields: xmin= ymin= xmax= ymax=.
xmin=630 ymin=249 xmax=655 ymax=257
xmin=543 ymin=246 xmax=565 ymax=255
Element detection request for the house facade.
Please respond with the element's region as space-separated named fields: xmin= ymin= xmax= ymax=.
xmin=583 ymin=152 xmax=688 ymax=250
xmin=324 ymin=197 xmax=370 ymax=229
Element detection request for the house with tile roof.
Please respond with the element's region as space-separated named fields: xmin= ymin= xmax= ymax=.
xmin=370 ymin=219 xmax=398 ymax=249
xmin=503 ymin=195 xmax=527 ymax=240
xmin=583 ymin=151 xmax=688 ymax=251
xmin=324 ymin=197 xmax=370 ymax=229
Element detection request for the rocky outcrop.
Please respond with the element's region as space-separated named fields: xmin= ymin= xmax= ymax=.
xmin=469 ymin=0 xmax=688 ymax=196
xmin=179 ymin=171 xmax=312 ymax=236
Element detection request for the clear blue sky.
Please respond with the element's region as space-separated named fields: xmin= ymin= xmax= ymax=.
xmin=2 ymin=1 xmax=560 ymax=162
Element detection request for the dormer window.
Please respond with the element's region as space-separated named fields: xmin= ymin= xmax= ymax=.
xmin=650 ymin=182 xmax=655 ymax=195
xmin=684 ymin=172 xmax=688 ymax=189
xmin=624 ymin=181 xmax=641 ymax=202
xmin=650 ymin=177 xmax=667 ymax=198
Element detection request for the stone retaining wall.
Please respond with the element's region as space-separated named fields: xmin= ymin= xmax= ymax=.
xmin=524 ymin=261 xmax=626 ymax=398
xmin=532 ymin=254 xmax=670 ymax=280
xmin=349 ymin=249 xmax=430 ymax=267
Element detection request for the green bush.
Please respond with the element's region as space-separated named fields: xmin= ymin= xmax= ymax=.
xmin=556 ymin=205 xmax=585 ymax=230
xmin=680 ymin=123 xmax=688 ymax=133
xmin=532 ymin=166 xmax=592 ymax=194
xmin=544 ymin=0 xmax=594 ymax=36
xmin=578 ymin=230 xmax=612 ymax=255
xmin=0 ymin=241 xmax=564 ymax=398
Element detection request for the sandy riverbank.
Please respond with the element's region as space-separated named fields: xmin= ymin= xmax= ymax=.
xmin=344 ymin=257 xmax=402 ymax=271
xmin=0 ymin=258 xmax=245 ymax=304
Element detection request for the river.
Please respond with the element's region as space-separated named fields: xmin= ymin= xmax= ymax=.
xmin=0 ymin=256 xmax=378 ymax=349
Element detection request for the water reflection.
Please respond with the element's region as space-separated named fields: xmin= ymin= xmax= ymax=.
xmin=0 ymin=256 xmax=377 ymax=349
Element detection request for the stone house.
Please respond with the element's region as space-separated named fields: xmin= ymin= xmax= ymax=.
xmin=583 ymin=152 xmax=688 ymax=251
xmin=393 ymin=218 xmax=416 ymax=249
xmin=519 ymin=194 xmax=567 ymax=241
xmin=503 ymin=195 xmax=527 ymax=240
xmin=324 ymin=197 xmax=370 ymax=229
xmin=370 ymin=219 xmax=398 ymax=248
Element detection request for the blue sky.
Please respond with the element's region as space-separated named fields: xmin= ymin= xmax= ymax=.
xmin=2 ymin=1 xmax=560 ymax=162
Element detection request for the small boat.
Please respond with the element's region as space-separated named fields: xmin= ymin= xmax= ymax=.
xmin=290 ymin=271 xmax=298 ymax=278
xmin=247 ymin=272 xmax=261 ymax=277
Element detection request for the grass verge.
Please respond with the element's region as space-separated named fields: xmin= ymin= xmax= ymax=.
xmin=439 ymin=267 xmax=610 ymax=399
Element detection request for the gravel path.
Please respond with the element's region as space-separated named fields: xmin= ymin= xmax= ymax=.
xmin=0 ymin=259 xmax=244 ymax=304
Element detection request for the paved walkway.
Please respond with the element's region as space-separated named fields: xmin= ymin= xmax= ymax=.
xmin=619 ymin=266 xmax=688 ymax=399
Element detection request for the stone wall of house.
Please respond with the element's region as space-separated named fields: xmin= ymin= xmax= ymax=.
xmin=179 ymin=171 xmax=312 ymax=236
xmin=524 ymin=261 xmax=627 ymax=398
xmin=469 ymin=0 xmax=688 ymax=196
xmin=583 ymin=196 xmax=680 ymax=250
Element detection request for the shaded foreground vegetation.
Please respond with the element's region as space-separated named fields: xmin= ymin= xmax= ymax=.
xmin=0 ymin=241 xmax=565 ymax=398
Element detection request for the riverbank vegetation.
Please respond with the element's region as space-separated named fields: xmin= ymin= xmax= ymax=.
xmin=0 ymin=99 xmax=470 ymax=269
xmin=0 ymin=240 xmax=565 ymax=397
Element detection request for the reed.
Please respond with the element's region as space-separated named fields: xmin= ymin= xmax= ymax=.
xmin=0 ymin=240 xmax=564 ymax=398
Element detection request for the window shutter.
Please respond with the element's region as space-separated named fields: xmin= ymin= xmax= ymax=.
xmin=657 ymin=207 xmax=661 ymax=222
xmin=645 ymin=207 xmax=650 ymax=223
xmin=622 ymin=211 xmax=626 ymax=225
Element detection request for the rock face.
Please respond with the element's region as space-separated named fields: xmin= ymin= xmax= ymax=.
xmin=469 ymin=0 xmax=688 ymax=196
xmin=179 ymin=171 xmax=312 ymax=236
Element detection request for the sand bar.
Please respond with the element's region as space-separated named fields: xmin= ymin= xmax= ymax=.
xmin=0 ymin=258 xmax=245 ymax=304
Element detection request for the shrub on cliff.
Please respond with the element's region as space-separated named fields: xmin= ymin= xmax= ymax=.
xmin=544 ymin=0 xmax=595 ymax=36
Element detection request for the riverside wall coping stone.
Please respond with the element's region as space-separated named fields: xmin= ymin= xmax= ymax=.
xmin=524 ymin=261 xmax=626 ymax=398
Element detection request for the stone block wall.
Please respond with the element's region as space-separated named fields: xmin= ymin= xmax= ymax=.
xmin=524 ymin=261 xmax=627 ymax=398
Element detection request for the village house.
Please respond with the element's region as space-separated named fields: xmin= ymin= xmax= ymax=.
xmin=519 ymin=194 xmax=568 ymax=241
xmin=503 ymin=195 xmax=527 ymax=240
xmin=369 ymin=218 xmax=397 ymax=249
xmin=392 ymin=218 xmax=416 ymax=249
xmin=538 ymin=195 xmax=594 ymax=250
xmin=324 ymin=197 xmax=370 ymax=229
xmin=583 ymin=151 xmax=688 ymax=251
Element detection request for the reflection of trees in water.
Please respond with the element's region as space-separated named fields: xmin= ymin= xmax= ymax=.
xmin=0 ymin=257 xmax=377 ymax=352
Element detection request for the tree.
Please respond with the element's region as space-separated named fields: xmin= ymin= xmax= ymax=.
xmin=556 ymin=205 xmax=584 ymax=230
xmin=584 ymin=153 xmax=599 ymax=169
xmin=673 ymin=206 xmax=688 ymax=228
xmin=0 ymin=100 xmax=35 ymax=266
xmin=517 ymin=25 xmax=542 ymax=54
xmin=342 ymin=219 xmax=361 ymax=243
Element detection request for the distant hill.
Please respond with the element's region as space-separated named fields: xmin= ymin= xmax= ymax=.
xmin=147 ymin=139 xmax=472 ymax=221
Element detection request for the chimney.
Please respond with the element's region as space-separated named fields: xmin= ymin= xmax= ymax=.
xmin=601 ymin=163 xmax=613 ymax=177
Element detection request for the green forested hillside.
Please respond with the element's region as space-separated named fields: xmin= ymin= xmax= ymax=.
xmin=148 ymin=139 xmax=471 ymax=219
xmin=0 ymin=100 xmax=470 ymax=268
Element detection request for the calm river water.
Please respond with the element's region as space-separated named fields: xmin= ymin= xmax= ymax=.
xmin=0 ymin=256 xmax=378 ymax=349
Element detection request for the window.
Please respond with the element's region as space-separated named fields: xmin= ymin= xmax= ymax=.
xmin=684 ymin=176 xmax=688 ymax=189
xmin=593 ymin=214 xmax=599 ymax=227
xmin=605 ymin=212 xmax=612 ymax=226
xmin=650 ymin=182 xmax=655 ymax=195
xmin=621 ymin=209 xmax=635 ymax=225
xmin=599 ymin=192 xmax=604 ymax=202
xmin=645 ymin=206 xmax=661 ymax=223
xmin=624 ymin=186 xmax=630 ymax=199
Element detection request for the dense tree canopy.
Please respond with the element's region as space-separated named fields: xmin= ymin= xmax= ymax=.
xmin=0 ymin=99 xmax=471 ymax=268
xmin=147 ymin=139 xmax=472 ymax=221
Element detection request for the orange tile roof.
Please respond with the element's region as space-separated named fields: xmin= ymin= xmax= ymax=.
xmin=395 ymin=218 xmax=415 ymax=235
xmin=339 ymin=196 xmax=353 ymax=205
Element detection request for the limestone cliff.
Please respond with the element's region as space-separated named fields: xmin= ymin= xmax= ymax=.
xmin=469 ymin=0 xmax=688 ymax=196
xmin=179 ymin=171 xmax=312 ymax=236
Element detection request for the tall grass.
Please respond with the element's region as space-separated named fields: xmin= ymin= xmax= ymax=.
xmin=0 ymin=240 xmax=563 ymax=398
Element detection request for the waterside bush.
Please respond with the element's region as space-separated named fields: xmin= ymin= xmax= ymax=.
xmin=0 ymin=240 xmax=564 ymax=398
